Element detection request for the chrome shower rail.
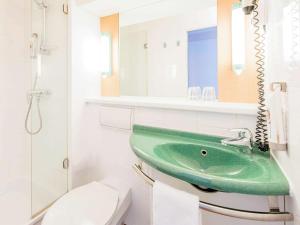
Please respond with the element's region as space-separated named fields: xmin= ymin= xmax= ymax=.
xmin=133 ymin=164 xmax=293 ymax=222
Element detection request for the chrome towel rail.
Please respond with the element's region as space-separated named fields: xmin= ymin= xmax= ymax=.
xmin=133 ymin=164 xmax=293 ymax=222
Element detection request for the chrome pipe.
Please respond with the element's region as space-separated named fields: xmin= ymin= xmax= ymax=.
xmin=33 ymin=0 xmax=49 ymax=54
xmin=34 ymin=0 xmax=47 ymax=9
xmin=42 ymin=5 xmax=46 ymax=45
xmin=133 ymin=164 xmax=294 ymax=222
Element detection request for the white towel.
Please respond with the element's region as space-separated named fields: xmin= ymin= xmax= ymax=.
xmin=153 ymin=181 xmax=200 ymax=225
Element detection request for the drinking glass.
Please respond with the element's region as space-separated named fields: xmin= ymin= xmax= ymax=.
xmin=202 ymin=87 xmax=217 ymax=101
xmin=188 ymin=87 xmax=201 ymax=100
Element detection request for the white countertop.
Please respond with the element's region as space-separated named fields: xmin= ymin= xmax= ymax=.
xmin=86 ymin=96 xmax=258 ymax=116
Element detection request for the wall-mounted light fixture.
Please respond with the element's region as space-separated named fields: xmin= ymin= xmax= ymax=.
xmin=232 ymin=2 xmax=246 ymax=75
xmin=100 ymin=32 xmax=112 ymax=77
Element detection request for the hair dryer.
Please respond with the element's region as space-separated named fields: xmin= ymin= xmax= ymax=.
xmin=241 ymin=0 xmax=255 ymax=15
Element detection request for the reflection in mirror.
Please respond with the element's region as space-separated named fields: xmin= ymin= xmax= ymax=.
xmin=232 ymin=3 xmax=245 ymax=75
xmin=188 ymin=27 xmax=217 ymax=97
xmin=119 ymin=0 xmax=217 ymax=98
xmin=100 ymin=32 xmax=112 ymax=77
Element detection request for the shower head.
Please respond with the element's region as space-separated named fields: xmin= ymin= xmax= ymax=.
xmin=34 ymin=0 xmax=47 ymax=9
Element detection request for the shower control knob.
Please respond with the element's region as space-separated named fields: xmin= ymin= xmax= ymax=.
xmin=27 ymin=89 xmax=51 ymax=100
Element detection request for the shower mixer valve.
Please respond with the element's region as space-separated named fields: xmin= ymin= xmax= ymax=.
xmin=27 ymin=89 xmax=51 ymax=100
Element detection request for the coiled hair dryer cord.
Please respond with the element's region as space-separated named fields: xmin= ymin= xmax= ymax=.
xmin=253 ymin=0 xmax=269 ymax=151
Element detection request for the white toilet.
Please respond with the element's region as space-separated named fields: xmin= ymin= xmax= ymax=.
xmin=42 ymin=177 xmax=131 ymax=225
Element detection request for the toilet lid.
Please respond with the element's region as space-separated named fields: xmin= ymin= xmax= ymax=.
xmin=42 ymin=182 xmax=119 ymax=225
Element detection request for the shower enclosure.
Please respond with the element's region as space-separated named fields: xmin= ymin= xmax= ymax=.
xmin=0 ymin=0 xmax=69 ymax=224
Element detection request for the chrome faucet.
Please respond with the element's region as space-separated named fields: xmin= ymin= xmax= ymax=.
xmin=221 ymin=128 xmax=254 ymax=150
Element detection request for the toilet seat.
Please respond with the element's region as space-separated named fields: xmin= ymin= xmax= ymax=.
xmin=42 ymin=182 xmax=120 ymax=225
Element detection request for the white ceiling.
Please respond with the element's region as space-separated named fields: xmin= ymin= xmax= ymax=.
xmin=120 ymin=0 xmax=216 ymax=27
xmin=77 ymin=0 xmax=216 ymax=18
xmin=77 ymin=0 xmax=165 ymax=16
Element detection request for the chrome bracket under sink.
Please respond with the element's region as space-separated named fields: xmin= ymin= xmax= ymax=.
xmin=268 ymin=196 xmax=280 ymax=212
xmin=133 ymin=163 xmax=293 ymax=222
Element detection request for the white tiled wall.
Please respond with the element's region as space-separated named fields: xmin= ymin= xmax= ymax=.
xmin=133 ymin=107 xmax=254 ymax=137
xmin=70 ymin=0 xmax=104 ymax=188
xmin=266 ymin=0 xmax=300 ymax=223
xmin=0 ymin=0 xmax=31 ymax=224
xmin=0 ymin=0 xmax=31 ymax=189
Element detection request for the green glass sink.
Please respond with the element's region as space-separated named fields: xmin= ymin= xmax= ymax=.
xmin=154 ymin=144 xmax=263 ymax=179
xmin=130 ymin=125 xmax=289 ymax=196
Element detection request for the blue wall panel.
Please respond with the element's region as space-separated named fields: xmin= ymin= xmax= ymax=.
xmin=188 ymin=27 xmax=218 ymax=95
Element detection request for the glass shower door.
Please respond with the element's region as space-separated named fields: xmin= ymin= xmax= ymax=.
xmin=29 ymin=0 xmax=69 ymax=216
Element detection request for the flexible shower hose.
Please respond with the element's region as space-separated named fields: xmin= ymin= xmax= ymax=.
xmin=25 ymin=76 xmax=43 ymax=135
xmin=25 ymin=96 xmax=43 ymax=135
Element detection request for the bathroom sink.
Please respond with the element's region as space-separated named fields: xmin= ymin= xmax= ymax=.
xmin=130 ymin=125 xmax=289 ymax=196
xmin=154 ymin=143 xmax=263 ymax=179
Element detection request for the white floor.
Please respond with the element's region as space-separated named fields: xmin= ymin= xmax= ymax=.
xmin=0 ymin=179 xmax=31 ymax=225
xmin=0 ymin=178 xmax=65 ymax=225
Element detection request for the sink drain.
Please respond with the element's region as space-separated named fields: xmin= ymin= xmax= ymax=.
xmin=201 ymin=149 xmax=208 ymax=157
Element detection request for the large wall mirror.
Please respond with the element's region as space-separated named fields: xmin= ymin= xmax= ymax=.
xmin=119 ymin=0 xmax=217 ymax=98
xmin=94 ymin=0 xmax=258 ymax=103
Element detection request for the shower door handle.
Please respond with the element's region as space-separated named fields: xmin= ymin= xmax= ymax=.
xmin=63 ymin=158 xmax=69 ymax=169
xmin=63 ymin=3 xmax=69 ymax=15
